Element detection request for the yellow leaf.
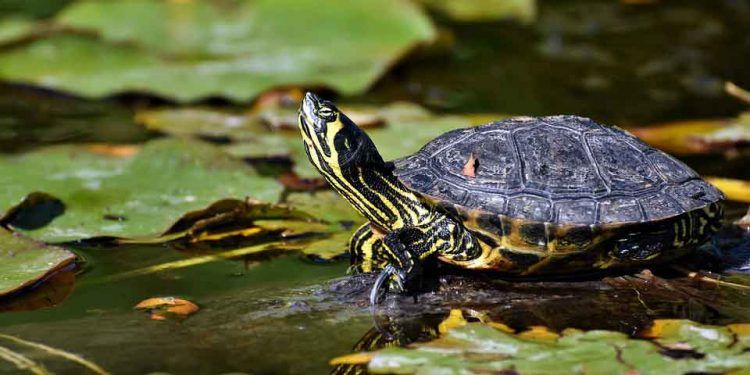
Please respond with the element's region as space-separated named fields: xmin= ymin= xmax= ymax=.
xmin=329 ymin=352 xmax=373 ymax=366
xmin=517 ymin=326 xmax=559 ymax=342
xmin=627 ymin=119 xmax=729 ymax=155
xmin=438 ymin=309 xmax=468 ymax=334
xmin=641 ymin=319 xmax=683 ymax=338
xmin=706 ymin=177 xmax=750 ymax=203
xmin=727 ymin=323 xmax=750 ymax=337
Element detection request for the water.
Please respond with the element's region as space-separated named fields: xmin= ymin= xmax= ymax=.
xmin=1 ymin=1 xmax=750 ymax=373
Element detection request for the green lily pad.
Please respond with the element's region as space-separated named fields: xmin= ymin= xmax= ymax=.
xmin=0 ymin=139 xmax=283 ymax=242
xmin=337 ymin=317 xmax=750 ymax=375
xmin=0 ymin=0 xmax=435 ymax=101
xmin=0 ymin=17 xmax=35 ymax=45
xmin=0 ymin=227 xmax=76 ymax=297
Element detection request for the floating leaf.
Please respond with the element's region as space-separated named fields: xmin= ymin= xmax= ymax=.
xmin=135 ymin=108 xmax=265 ymax=142
xmin=706 ymin=177 xmax=750 ymax=203
xmin=0 ymin=139 xmax=283 ymax=242
xmin=0 ymin=17 xmax=36 ymax=45
xmin=0 ymin=227 xmax=76 ymax=298
xmin=134 ymin=297 xmax=199 ymax=321
xmin=0 ymin=0 xmax=436 ymax=101
xmin=0 ymin=270 xmax=75 ymax=312
xmin=146 ymin=198 xmax=315 ymax=244
xmin=340 ymin=318 xmax=750 ymax=374
xmin=628 ymin=119 xmax=730 ymax=155
xmin=689 ymin=113 xmax=750 ymax=152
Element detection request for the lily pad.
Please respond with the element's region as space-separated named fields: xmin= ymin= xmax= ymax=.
xmin=335 ymin=313 xmax=750 ymax=374
xmin=0 ymin=227 xmax=76 ymax=297
xmin=0 ymin=139 xmax=283 ymax=242
xmin=284 ymin=191 xmax=367 ymax=260
xmin=0 ymin=0 xmax=436 ymax=101
xmin=0 ymin=17 xmax=35 ymax=45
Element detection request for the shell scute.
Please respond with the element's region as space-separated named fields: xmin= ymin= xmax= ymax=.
xmin=598 ymin=197 xmax=642 ymax=223
xmin=649 ymin=152 xmax=697 ymax=183
xmin=586 ymin=133 xmax=663 ymax=192
xmin=393 ymin=115 xmax=723 ymax=226
xmin=508 ymin=195 xmax=552 ymax=222
xmin=641 ymin=194 xmax=685 ymax=220
xmin=514 ymin=126 xmax=606 ymax=194
xmin=555 ymin=200 xmax=597 ymax=224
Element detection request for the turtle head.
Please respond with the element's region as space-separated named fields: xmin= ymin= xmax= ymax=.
xmin=298 ymin=92 xmax=383 ymax=172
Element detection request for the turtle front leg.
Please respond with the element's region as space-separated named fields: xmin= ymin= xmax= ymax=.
xmin=349 ymin=223 xmax=423 ymax=293
xmin=348 ymin=222 xmax=391 ymax=274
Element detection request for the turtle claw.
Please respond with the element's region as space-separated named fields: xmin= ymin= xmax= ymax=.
xmin=369 ymin=265 xmax=416 ymax=307
xmin=370 ymin=265 xmax=397 ymax=306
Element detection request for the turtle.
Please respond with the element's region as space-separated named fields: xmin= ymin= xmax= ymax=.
xmin=297 ymin=92 xmax=724 ymax=297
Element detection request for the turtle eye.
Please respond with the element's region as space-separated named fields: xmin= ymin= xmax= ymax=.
xmin=317 ymin=107 xmax=336 ymax=121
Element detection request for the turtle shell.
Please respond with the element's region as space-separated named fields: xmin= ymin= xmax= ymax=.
xmin=392 ymin=115 xmax=724 ymax=273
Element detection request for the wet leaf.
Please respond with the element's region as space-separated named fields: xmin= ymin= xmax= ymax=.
xmin=342 ymin=319 xmax=750 ymax=374
xmin=419 ymin=0 xmax=537 ymax=23
xmin=278 ymin=172 xmax=327 ymax=192
xmin=295 ymin=231 xmax=355 ymax=260
xmin=135 ymin=297 xmax=199 ymax=321
xmin=136 ymin=108 xmax=265 ymax=142
xmin=0 ymin=17 xmax=36 ymax=45
xmin=0 ymin=139 xmax=283 ymax=242
xmin=283 ymin=191 xmax=366 ymax=260
xmin=0 ymin=270 xmax=75 ymax=313
xmin=628 ymin=119 xmax=730 ymax=155
xmin=286 ymin=191 xmax=364 ymax=227
xmin=149 ymin=198 xmax=315 ymax=244
xmin=0 ymin=227 xmax=76 ymax=298
xmin=706 ymin=177 xmax=750 ymax=203
xmin=0 ymin=0 xmax=436 ymax=101
xmin=689 ymin=113 xmax=750 ymax=152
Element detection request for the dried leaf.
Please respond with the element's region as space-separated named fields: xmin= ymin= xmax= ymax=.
xmin=135 ymin=297 xmax=199 ymax=320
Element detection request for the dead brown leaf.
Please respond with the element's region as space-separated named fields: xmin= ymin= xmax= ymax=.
xmin=134 ymin=297 xmax=199 ymax=320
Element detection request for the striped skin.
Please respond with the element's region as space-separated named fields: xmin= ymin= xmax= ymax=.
xmin=297 ymin=93 xmax=481 ymax=282
xmin=430 ymin=199 xmax=723 ymax=275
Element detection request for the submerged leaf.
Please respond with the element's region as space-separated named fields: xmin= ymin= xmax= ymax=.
xmin=0 ymin=139 xmax=283 ymax=242
xmin=0 ymin=227 xmax=76 ymax=298
xmin=0 ymin=0 xmax=436 ymax=101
